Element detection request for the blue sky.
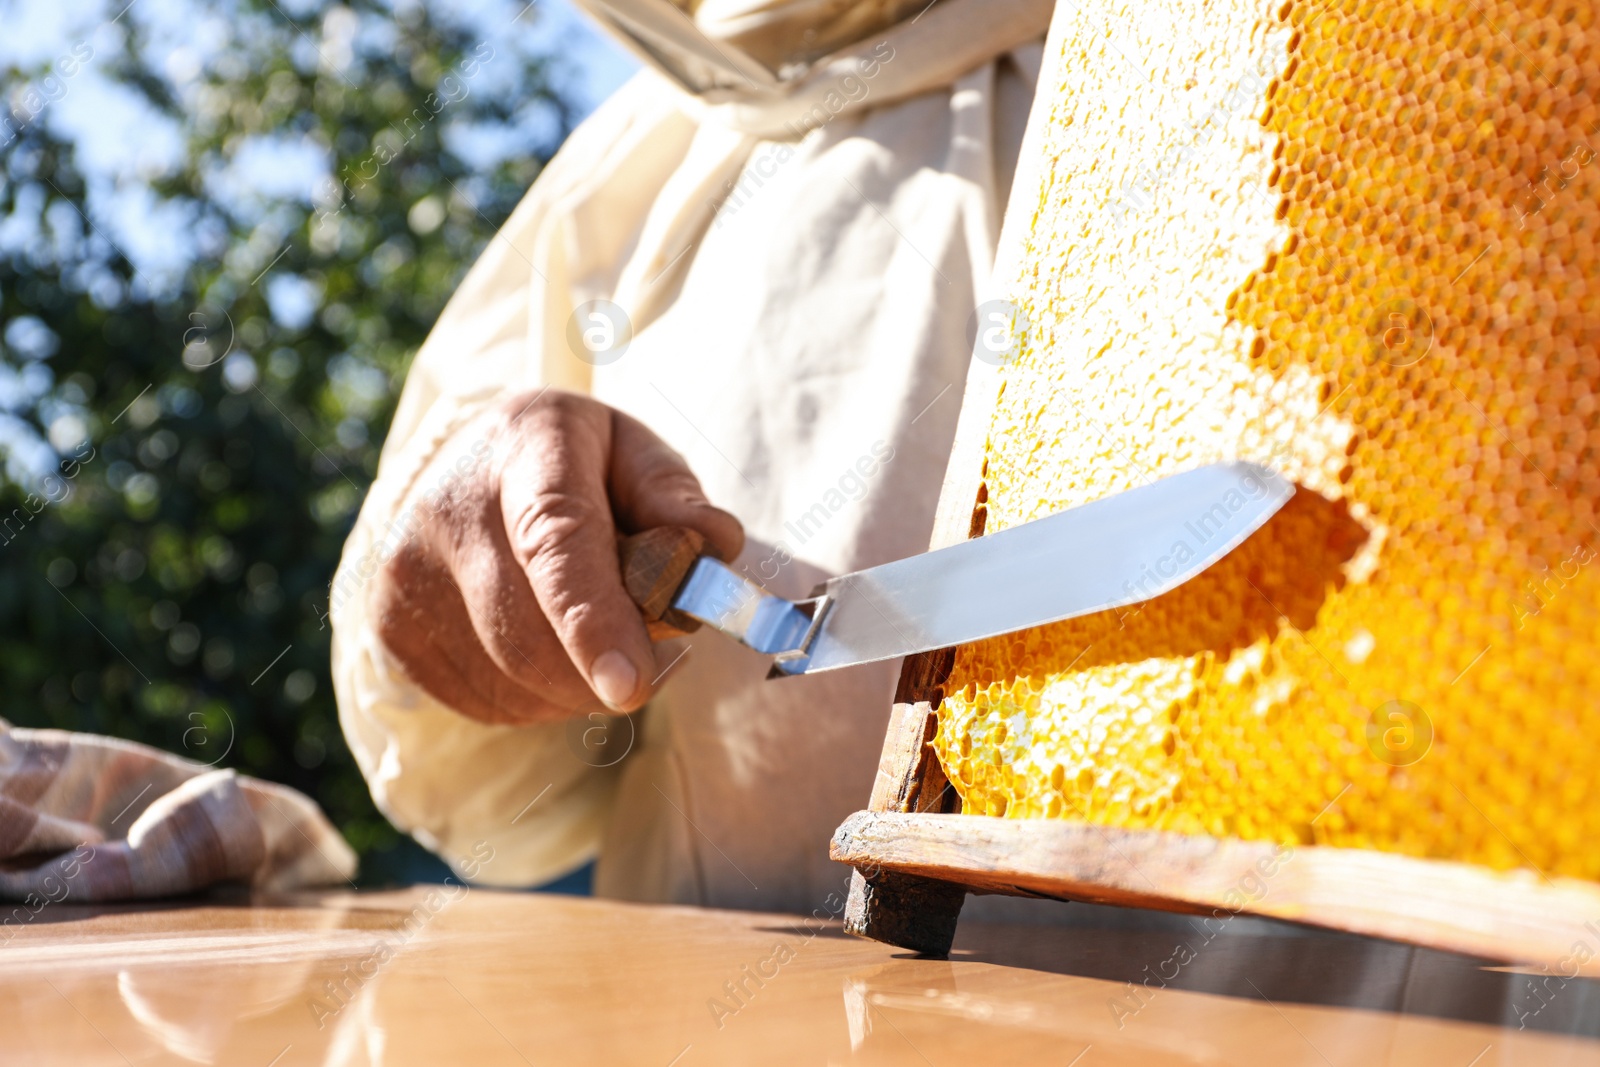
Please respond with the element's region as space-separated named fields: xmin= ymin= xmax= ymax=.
xmin=0 ymin=0 xmax=638 ymax=285
xmin=0 ymin=0 xmax=638 ymax=484
xmin=0 ymin=0 xmax=637 ymax=109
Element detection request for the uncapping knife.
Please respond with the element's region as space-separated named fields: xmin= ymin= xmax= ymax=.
xmin=618 ymin=462 xmax=1294 ymax=677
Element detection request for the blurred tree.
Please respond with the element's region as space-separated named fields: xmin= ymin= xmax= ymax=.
xmin=0 ymin=0 xmax=576 ymax=883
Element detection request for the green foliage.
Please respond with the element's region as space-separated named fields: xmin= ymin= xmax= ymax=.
xmin=0 ymin=0 xmax=572 ymax=883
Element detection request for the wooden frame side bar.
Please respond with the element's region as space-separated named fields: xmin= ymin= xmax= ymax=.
xmin=839 ymin=648 xmax=969 ymax=956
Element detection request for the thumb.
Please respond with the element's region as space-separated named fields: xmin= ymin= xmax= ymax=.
xmin=499 ymin=393 xmax=656 ymax=711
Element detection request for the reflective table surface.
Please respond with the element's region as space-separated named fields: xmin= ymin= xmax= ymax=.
xmin=2 ymin=887 xmax=1594 ymax=1065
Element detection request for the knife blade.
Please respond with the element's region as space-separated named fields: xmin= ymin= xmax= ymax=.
xmin=619 ymin=462 xmax=1294 ymax=677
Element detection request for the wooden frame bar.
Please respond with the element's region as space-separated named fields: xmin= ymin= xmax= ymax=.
xmin=830 ymin=452 xmax=1600 ymax=970
xmin=831 ymin=528 xmax=1600 ymax=970
xmin=833 ymin=807 xmax=1600 ymax=974
xmin=839 ymin=649 xmax=966 ymax=956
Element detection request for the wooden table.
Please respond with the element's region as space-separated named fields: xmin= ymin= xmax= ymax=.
xmin=2 ymin=887 xmax=1594 ymax=1065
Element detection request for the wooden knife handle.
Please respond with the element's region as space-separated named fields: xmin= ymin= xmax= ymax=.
xmin=618 ymin=526 xmax=705 ymax=639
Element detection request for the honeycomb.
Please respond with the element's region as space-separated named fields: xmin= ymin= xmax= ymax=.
xmin=934 ymin=0 xmax=1600 ymax=878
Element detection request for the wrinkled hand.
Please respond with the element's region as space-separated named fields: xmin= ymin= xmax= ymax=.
xmin=373 ymin=390 xmax=743 ymax=724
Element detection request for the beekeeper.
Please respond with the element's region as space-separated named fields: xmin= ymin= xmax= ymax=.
xmin=331 ymin=0 xmax=1052 ymax=911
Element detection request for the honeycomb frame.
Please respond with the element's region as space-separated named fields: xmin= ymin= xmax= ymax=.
xmin=930 ymin=0 xmax=1598 ymax=881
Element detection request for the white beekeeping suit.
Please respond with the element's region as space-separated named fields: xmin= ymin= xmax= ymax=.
xmin=331 ymin=0 xmax=1051 ymax=912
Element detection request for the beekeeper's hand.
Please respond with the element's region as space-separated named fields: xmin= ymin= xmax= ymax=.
xmin=372 ymin=389 xmax=744 ymax=724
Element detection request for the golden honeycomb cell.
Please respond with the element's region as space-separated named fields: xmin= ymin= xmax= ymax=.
xmin=935 ymin=0 xmax=1600 ymax=879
